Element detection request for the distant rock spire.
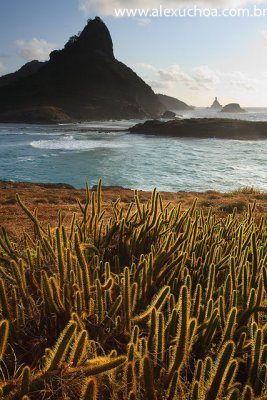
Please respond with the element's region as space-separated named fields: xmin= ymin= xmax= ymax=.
xmin=210 ymin=97 xmax=222 ymax=109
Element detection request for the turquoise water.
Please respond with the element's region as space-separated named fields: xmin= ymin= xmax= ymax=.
xmin=0 ymin=108 xmax=267 ymax=192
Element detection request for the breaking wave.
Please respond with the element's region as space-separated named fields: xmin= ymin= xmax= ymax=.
xmin=30 ymin=137 xmax=130 ymax=151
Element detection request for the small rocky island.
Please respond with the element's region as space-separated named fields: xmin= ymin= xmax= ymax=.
xmin=210 ymin=97 xmax=222 ymax=109
xmin=221 ymin=103 xmax=246 ymax=113
xmin=129 ymin=118 xmax=267 ymax=139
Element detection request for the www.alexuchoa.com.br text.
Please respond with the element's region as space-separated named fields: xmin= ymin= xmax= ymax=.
xmin=114 ymin=5 xmax=267 ymax=18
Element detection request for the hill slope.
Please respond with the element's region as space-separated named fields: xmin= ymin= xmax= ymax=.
xmin=157 ymin=93 xmax=193 ymax=111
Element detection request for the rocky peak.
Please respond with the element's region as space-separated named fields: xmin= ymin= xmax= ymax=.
xmin=50 ymin=17 xmax=114 ymax=61
xmin=211 ymin=97 xmax=222 ymax=109
xmin=79 ymin=17 xmax=114 ymax=58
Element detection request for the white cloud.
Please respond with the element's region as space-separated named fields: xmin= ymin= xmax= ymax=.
xmin=136 ymin=63 xmax=217 ymax=91
xmin=137 ymin=18 xmax=151 ymax=26
xmin=226 ymin=71 xmax=257 ymax=91
xmin=134 ymin=62 xmax=260 ymax=100
xmin=136 ymin=63 xmax=157 ymax=71
xmin=79 ymin=0 xmax=265 ymax=16
xmin=192 ymin=66 xmax=220 ymax=88
xmin=158 ymin=65 xmax=193 ymax=85
xmin=15 ymin=38 xmax=56 ymax=62
xmin=259 ymin=29 xmax=267 ymax=41
xmin=0 ymin=62 xmax=6 ymax=76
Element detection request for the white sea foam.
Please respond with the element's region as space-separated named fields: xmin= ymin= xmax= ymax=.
xmin=30 ymin=137 xmax=129 ymax=151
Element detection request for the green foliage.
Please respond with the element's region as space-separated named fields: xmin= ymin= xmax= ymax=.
xmin=0 ymin=183 xmax=267 ymax=399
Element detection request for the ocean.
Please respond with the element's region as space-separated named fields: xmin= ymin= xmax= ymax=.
xmin=0 ymin=107 xmax=267 ymax=192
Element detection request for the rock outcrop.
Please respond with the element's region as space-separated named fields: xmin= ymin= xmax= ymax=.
xmin=161 ymin=110 xmax=176 ymax=119
xmin=0 ymin=17 xmax=164 ymax=123
xmin=210 ymin=97 xmax=222 ymax=109
xmin=0 ymin=106 xmax=71 ymax=124
xmin=129 ymin=118 xmax=267 ymax=139
xmin=157 ymin=93 xmax=193 ymax=111
xmin=221 ymin=103 xmax=246 ymax=113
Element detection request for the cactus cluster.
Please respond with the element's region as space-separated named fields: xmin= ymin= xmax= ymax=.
xmin=0 ymin=181 xmax=267 ymax=399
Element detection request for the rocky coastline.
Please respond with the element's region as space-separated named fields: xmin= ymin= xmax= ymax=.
xmin=129 ymin=118 xmax=267 ymax=139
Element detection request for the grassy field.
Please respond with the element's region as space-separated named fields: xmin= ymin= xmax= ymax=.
xmin=0 ymin=181 xmax=267 ymax=399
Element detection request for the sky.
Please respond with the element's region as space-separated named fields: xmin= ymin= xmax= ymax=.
xmin=1 ymin=0 xmax=267 ymax=106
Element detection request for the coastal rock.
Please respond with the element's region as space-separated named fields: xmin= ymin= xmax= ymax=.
xmin=161 ymin=110 xmax=176 ymax=119
xmin=157 ymin=93 xmax=194 ymax=110
xmin=221 ymin=103 xmax=246 ymax=113
xmin=0 ymin=17 xmax=164 ymax=123
xmin=210 ymin=97 xmax=222 ymax=109
xmin=129 ymin=118 xmax=267 ymax=139
xmin=0 ymin=106 xmax=71 ymax=124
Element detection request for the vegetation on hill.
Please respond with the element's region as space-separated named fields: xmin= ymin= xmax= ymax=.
xmin=0 ymin=182 xmax=267 ymax=399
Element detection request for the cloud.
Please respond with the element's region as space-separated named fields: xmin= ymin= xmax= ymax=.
xmin=192 ymin=66 xmax=220 ymax=89
xmin=79 ymin=0 xmax=265 ymax=16
xmin=259 ymin=29 xmax=267 ymax=41
xmin=226 ymin=71 xmax=257 ymax=91
xmin=15 ymin=38 xmax=56 ymax=62
xmin=0 ymin=62 xmax=6 ymax=76
xmin=134 ymin=62 xmax=259 ymax=95
xmin=136 ymin=63 xmax=157 ymax=71
xmin=137 ymin=18 xmax=151 ymax=26
xmin=158 ymin=65 xmax=193 ymax=84
xmin=137 ymin=63 xmax=215 ymax=91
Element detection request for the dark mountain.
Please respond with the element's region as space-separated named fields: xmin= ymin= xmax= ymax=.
xmin=0 ymin=17 xmax=164 ymax=123
xmin=157 ymin=93 xmax=193 ymax=111
xmin=0 ymin=60 xmax=45 ymax=88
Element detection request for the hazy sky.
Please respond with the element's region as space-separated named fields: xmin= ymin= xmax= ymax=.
xmin=1 ymin=0 xmax=267 ymax=106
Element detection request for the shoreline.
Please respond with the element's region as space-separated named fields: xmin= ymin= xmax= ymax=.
xmin=1 ymin=180 xmax=267 ymax=243
xmin=1 ymin=178 xmax=266 ymax=194
xmin=129 ymin=118 xmax=267 ymax=139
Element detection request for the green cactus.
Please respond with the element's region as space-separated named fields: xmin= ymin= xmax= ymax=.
xmin=133 ymin=285 xmax=170 ymax=323
xmin=241 ymin=385 xmax=254 ymax=400
xmin=46 ymin=320 xmax=77 ymax=371
xmin=69 ymin=355 xmax=126 ymax=376
xmin=205 ymin=341 xmax=235 ymax=400
xmin=20 ymin=365 xmax=31 ymax=398
xmin=0 ymin=183 xmax=267 ymax=399
xmin=168 ymin=285 xmax=189 ymax=382
xmin=80 ymin=377 xmax=98 ymax=400
xmin=143 ymin=355 xmax=156 ymax=400
xmin=69 ymin=329 xmax=88 ymax=366
xmin=0 ymin=319 xmax=9 ymax=359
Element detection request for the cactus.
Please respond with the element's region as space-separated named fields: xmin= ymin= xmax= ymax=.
xmin=190 ymin=380 xmax=200 ymax=400
xmin=0 ymin=320 xmax=9 ymax=359
xmin=205 ymin=341 xmax=235 ymax=400
xmin=168 ymin=285 xmax=189 ymax=382
xmin=0 ymin=183 xmax=266 ymax=399
xmin=241 ymin=385 xmax=254 ymax=400
xmin=80 ymin=377 xmax=98 ymax=400
xmin=143 ymin=356 xmax=156 ymax=400
xmin=0 ymin=279 xmax=10 ymax=320
xmin=46 ymin=320 xmax=77 ymax=371
xmin=69 ymin=356 xmax=127 ymax=376
xmin=69 ymin=329 xmax=88 ymax=366
xmin=132 ymin=285 xmax=170 ymax=323
xmin=20 ymin=365 xmax=31 ymax=398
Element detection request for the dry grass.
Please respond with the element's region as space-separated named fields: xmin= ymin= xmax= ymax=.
xmin=1 ymin=181 xmax=267 ymax=243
